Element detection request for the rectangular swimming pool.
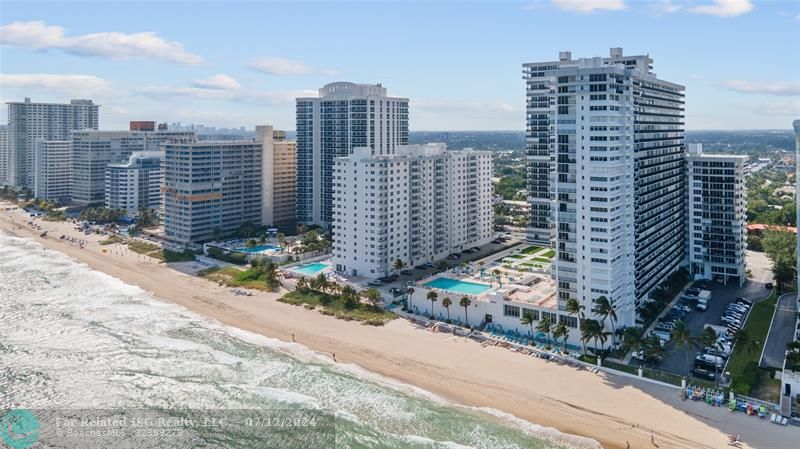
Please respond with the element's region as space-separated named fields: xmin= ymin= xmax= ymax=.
xmin=234 ymin=245 xmax=282 ymax=253
xmin=423 ymin=277 xmax=491 ymax=296
xmin=290 ymin=262 xmax=329 ymax=276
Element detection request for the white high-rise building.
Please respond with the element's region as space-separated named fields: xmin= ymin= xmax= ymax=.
xmin=686 ymin=144 xmax=747 ymax=286
xmin=7 ymin=98 xmax=99 ymax=188
xmin=34 ymin=140 xmax=72 ymax=203
xmin=794 ymin=119 xmax=800 ymax=283
xmin=163 ymin=141 xmax=262 ymax=244
xmin=332 ymin=143 xmax=493 ymax=278
xmin=296 ymin=82 xmax=409 ymax=229
xmin=0 ymin=125 xmax=8 ymax=186
xmin=523 ymin=48 xmax=686 ymax=332
xmin=105 ymin=152 xmax=163 ymax=214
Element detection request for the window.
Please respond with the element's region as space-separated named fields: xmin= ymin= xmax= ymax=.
xmin=503 ymin=305 xmax=520 ymax=318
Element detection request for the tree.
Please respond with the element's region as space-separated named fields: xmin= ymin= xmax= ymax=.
xmin=594 ymin=296 xmax=618 ymax=348
xmin=276 ymin=233 xmax=286 ymax=252
xmin=702 ymin=327 xmax=722 ymax=387
xmin=586 ymin=320 xmax=610 ymax=356
xmin=362 ymin=288 xmax=382 ymax=309
xmin=762 ymin=230 xmax=797 ymax=291
xmin=312 ymin=273 xmax=328 ymax=294
xmin=441 ymin=297 xmax=452 ymax=322
xmin=258 ymin=234 xmax=267 ymax=245
xmin=296 ymin=277 xmax=309 ymax=293
xmin=296 ymin=224 xmax=309 ymax=235
xmin=622 ymin=327 xmax=646 ymax=368
xmin=671 ymin=320 xmax=699 ymax=380
xmin=426 ymin=291 xmax=438 ymax=319
xmin=520 ymin=311 xmax=536 ymax=338
xmin=642 ymin=335 xmax=665 ymax=368
xmin=436 ymin=261 xmax=450 ymax=272
xmin=536 ymin=315 xmax=553 ymax=347
xmin=340 ymin=285 xmax=358 ymax=309
xmin=460 ymin=296 xmax=471 ymax=327
xmin=393 ymin=258 xmax=406 ymax=274
xmin=553 ymin=321 xmax=569 ymax=353
xmin=731 ymin=329 xmax=760 ymax=355
xmin=263 ymin=261 xmax=280 ymax=292
xmin=772 ymin=254 xmax=795 ymax=292
xmin=406 ymin=287 xmax=415 ymax=311
xmin=579 ymin=319 xmax=594 ymax=356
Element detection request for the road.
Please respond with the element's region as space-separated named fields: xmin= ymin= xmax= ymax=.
xmin=760 ymin=292 xmax=798 ymax=369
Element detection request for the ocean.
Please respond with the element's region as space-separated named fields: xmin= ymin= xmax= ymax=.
xmin=0 ymin=232 xmax=599 ymax=449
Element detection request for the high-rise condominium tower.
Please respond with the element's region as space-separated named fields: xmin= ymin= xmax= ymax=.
xmin=794 ymin=119 xmax=800 ymax=283
xmin=0 ymin=125 xmax=8 ymax=186
xmin=523 ymin=48 xmax=686 ymax=330
xmin=7 ymin=98 xmax=99 ymax=188
xmin=256 ymin=125 xmax=297 ymax=231
xmin=296 ymin=82 xmax=409 ymax=229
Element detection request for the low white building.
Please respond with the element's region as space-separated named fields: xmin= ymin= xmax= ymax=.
xmin=34 ymin=139 xmax=72 ymax=203
xmin=105 ymin=152 xmax=163 ymax=214
xmin=332 ymin=143 xmax=494 ymax=278
xmin=409 ymin=266 xmax=584 ymax=348
xmin=686 ymin=144 xmax=747 ymax=286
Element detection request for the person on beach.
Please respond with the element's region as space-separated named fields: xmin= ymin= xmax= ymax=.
xmin=332 ymin=353 xmax=336 ymax=362
xmin=291 ymin=333 xmax=295 ymax=342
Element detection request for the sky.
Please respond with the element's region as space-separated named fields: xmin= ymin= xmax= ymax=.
xmin=0 ymin=0 xmax=798 ymax=131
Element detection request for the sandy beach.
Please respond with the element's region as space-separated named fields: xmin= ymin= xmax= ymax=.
xmin=1 ymin=204 xmax=794 ymax=449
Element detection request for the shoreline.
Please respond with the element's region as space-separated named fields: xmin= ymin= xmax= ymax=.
xmin=0 ymin=206 xmax=790 ymax=449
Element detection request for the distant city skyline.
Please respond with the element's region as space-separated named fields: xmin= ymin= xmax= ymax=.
xmin=1 ymin=0 xmax=798 ymax=131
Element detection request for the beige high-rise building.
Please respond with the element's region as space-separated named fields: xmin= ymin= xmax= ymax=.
xmin=256 ymin=125 xmax=296 ymax=231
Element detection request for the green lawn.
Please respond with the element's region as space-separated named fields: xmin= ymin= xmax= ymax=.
xmin=128 ymin=240 xmax=195 ymax=262
xmin=100 ymin=235 xmax=124 ymax=245
xmin=533 ymin=257 xmax=552 ymax=263
xmin=520 ymin=245 xmax=544 ymax=255
xmin=199 ymin=266 xmax=271 ymax=291
xmin=280 ymin=290 xmax=396 ymax=326
xmin=726 ymin=291 xmax=778 ymax=378
xmin=538 ymin=250 xmax=555 ymax=259
xmin=505 ymin=254 xmax=525 ymax=260
xmin=604 ymin=360 xmax=715 ymax=388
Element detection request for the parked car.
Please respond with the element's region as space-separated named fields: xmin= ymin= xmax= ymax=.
xmin=675 ymin=305 xmax=692 ymax=314
xmin=692 ymin=367 xmax=716 ymax=381
xmin=765 ymin=283 xmax=773 ymax=290
xmin=367 ymin=280 xmax=383 ymax=287
xmin=686 ymin=287 xmax=701 ymax=297
xmin=696 ymin=302 xmax=708 ymax=312
xmin=472 ymin=247 xmax=481 ymax=252
xmin=735 ymin=297 xmax=753 ymax=306
xmin=400 ymin=269 xmax=413 ymax=275
xmin=696 ymin=354 xmax=725 ymax=368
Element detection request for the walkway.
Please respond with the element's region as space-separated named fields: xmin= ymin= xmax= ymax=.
xmin=761 ymin=292 xmax=798 ymax=369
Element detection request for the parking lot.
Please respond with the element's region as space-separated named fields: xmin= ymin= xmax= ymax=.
xmin=634 ymin=278 xmax=772 ymax=379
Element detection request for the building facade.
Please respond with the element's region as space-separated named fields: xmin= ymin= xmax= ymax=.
xmin=296 ymin=82 xmax=409 ymax=229
xmin=686 ymin=144 xmax=747 ymax=286
xmin=0 ymin=125 xmax=8 ymax=186
xmin=130 ymin=121 xmax=156 ymax=132
xmin=256 ymin=125 xmax=297 ymax=231
xmin=70 ymin=130 xmax=196 ymax=205
xmin=162 ymin=141 xmax=262 ymax=244
xmin=7 ymin=98 xmax=99 ymax=189
xmin=523 ymin=48 xmax=686 ymax=332
xmin=33 ymin=139 xmax=72 ymax=203
xmin=794 ymin=119 xmax=800 ymax=284
xmin=105 ymin=152 xmax=163 ymax=214
xmin=332 ymin=143 xmax=493 ymax=278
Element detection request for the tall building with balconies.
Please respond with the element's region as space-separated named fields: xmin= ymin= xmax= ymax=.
xmin=7 ymin=98 xmax=99 ymax=189
xmin=686 ymin=144 xmax=747 ymax=286
xmin=794 ymin=119 xmax=800 ymax=283
xmin=256 ymin=125 xmax=297 ymax=231
xmin=0 ymin=125 xmax=8 ymax=186
xmin=523 ymin=48 xmax=686 ymax=333
xmin=296 ymin=82 xmax=409 ymax=229
xmin=34 ymin=139 xmax=72 ymax=203
xmin=162 ymin=141 xmax=262 ymax=244
xmin=331 ymin=143 xmax=493 ymax=279
xmin=105 ymin=152 xmax=164 ymax=215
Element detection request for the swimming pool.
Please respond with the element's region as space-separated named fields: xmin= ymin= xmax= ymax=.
xmin=234 ymin=244 xmax=282 ymax=253
xmin=423 ymin=277 xmax=491 ymax=296
xmin=290 ymin=262 xmax=329 ymax=276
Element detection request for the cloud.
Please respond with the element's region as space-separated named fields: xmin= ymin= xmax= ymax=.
xmin=191 ymin=74 xmax=241 ymax=90
xmin=0 ymin=73 xmax=115 ymax=96
xmin=750 ymin=100 xmax=800 ymax=116
xmin=688 ymin=0 xmax=753 ymax=17
xmin=138 ymin=84 xmax=316 ymax=106
xmin=0 ymin=21 xmax=203 ymax=64
xmin=551 ymin=0 xmax=626 ymax=13
xmin=722 ymin=80 xmax=800 ymax=96
xmin=249 ymin=57 xmax=339 ymax=76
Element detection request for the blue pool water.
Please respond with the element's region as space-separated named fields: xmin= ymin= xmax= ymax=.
xmin=424 ymin=277 xmax=491 ymax=295
xmin=234 ymin=244 xmax=282 ymax=253
xmin=290 ymin=262 xmax=329 ymax=276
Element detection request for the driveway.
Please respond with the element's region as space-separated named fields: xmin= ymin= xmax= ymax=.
xmin=760 ymin=292 xmax=798 ymax=369
xmin=647 ymin=279 xmax=771 ymax=377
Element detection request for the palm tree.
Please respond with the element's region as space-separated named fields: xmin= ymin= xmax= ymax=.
xmin=587 ymin=320 xmax=610 ymax=356
xmin=536 ymin=315 xmax=553 ymax=347
xmin=642 ymin=335 xmax=665 ymax=368
xmin=671 ymin=320 xmax=699 ymax=380
xmin=579 ymin=319 xmax=594 ymax=356
xmin=459 ymin=296 xmax=471 ymax=327
xmin=393 ymin=258 xmax=406 ymax=274
xmin=426 ymin=291 xmax=438 ymax=319
xmin=622 ymin=327 xmax=647 ymax=368
xmin=296 ymin=277 xmax=309 ymax=293
xmin=263 ymin=261 xmax=280 ymax=292
xmin=441 ymin=297 xmax=452 ymax=322
xmin=520 ymin=311 xmax=536 ymax=338
xmin=436 ymin=261 xmax=450 ymax=272
xmin=594 ymin=296 xmax=618 ymax=349
xmin=313 ymin=273 xmax=329 ymax=294
xmin=731 ymin=329 xmax=760 ymax=355
xmin=340 ymin=285 xmax=358 ymax=309
xmin=258 ymin=234 xmax=267 ymax=245
xmin=276 ymin=233 xmax=286 ymax=252
xmin=702 ymin=327 xmax=722 ymax=387
xmin=553 ymin=321 xmax=569 ymax=353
